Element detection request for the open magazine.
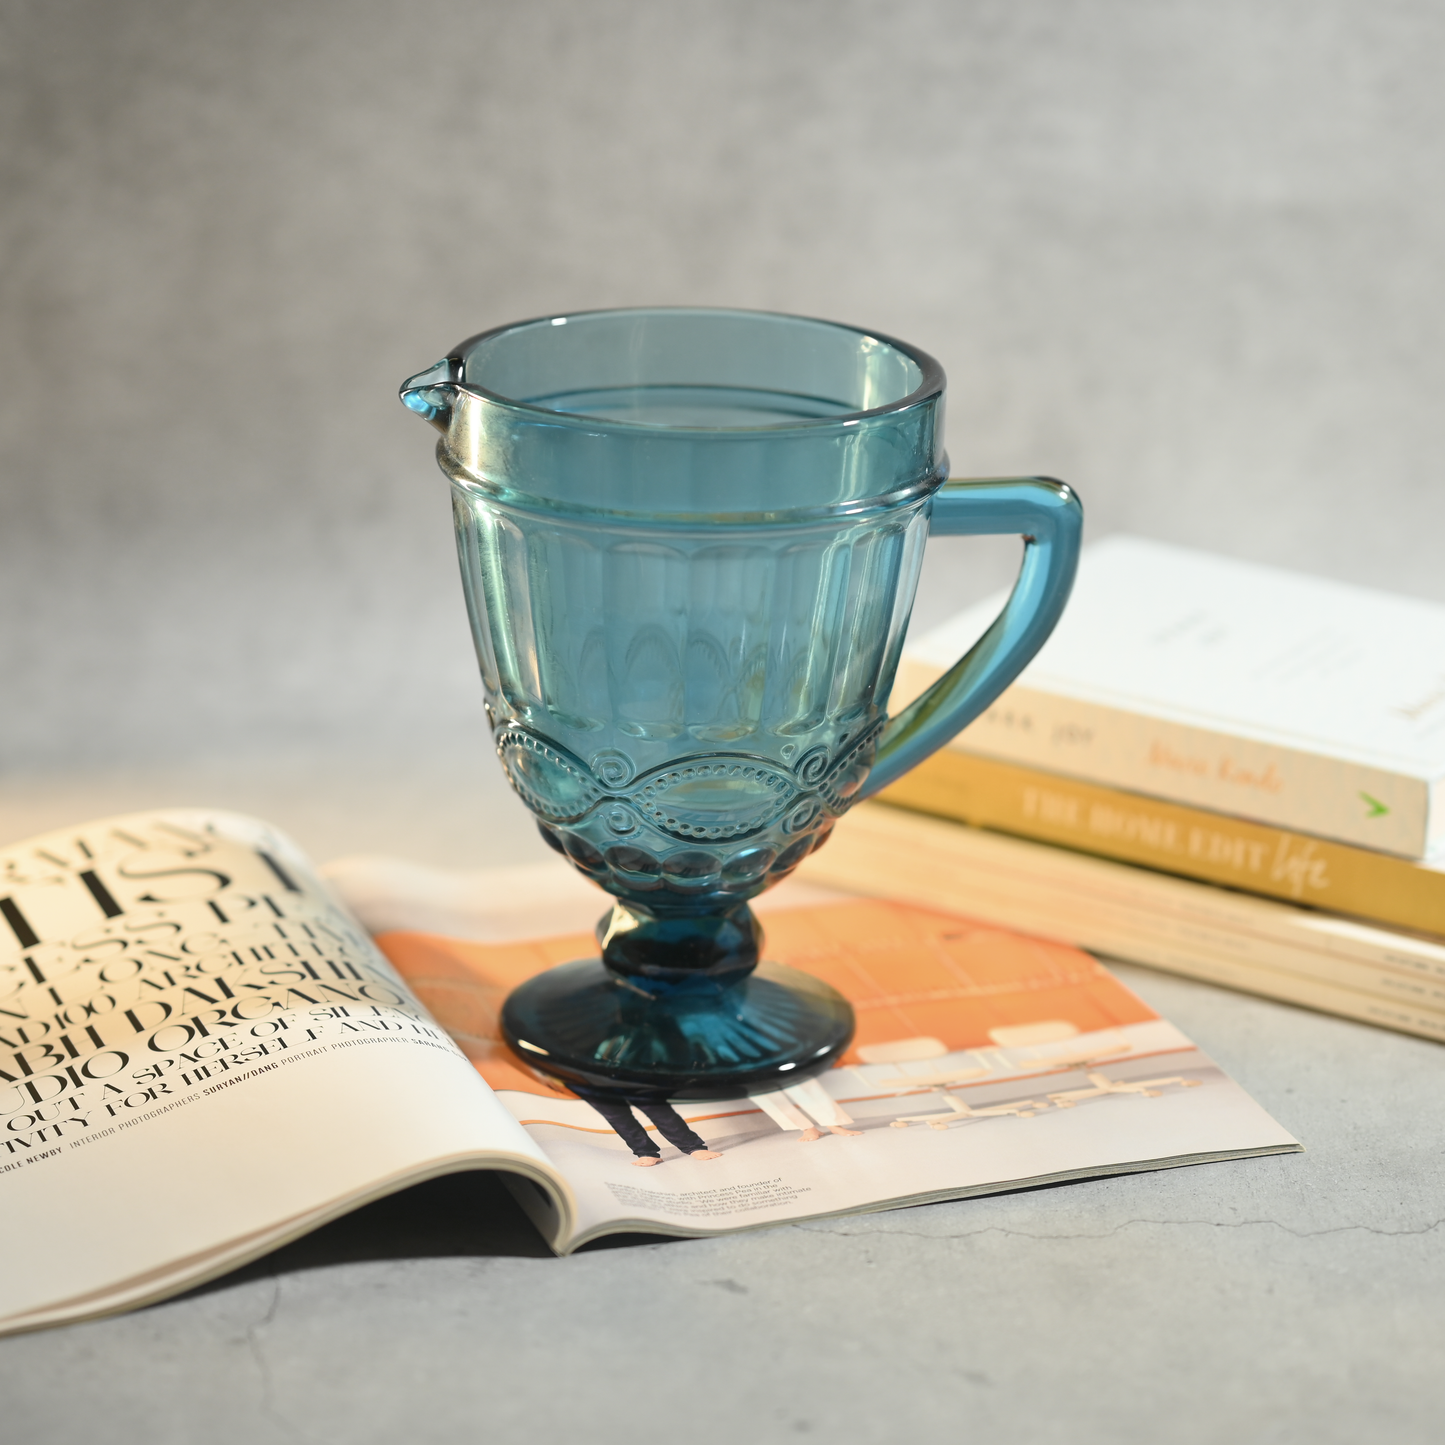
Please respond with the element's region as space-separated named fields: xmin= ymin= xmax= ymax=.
xmin=0 ymin=809 xmax=1300 ymax=1334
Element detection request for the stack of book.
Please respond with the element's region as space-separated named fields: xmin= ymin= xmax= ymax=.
xmin=801 ymin=536 xmax=1445 ymax=1043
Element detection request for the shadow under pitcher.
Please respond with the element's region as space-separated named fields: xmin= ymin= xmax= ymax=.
xmin=401 ymin=308 xmax=1082 ymax=1100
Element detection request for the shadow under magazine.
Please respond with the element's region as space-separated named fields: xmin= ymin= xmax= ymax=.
xmin=175 ymin=1158 xmax=1120 ymax=1309
xmin=175 ymin=1171 xmax=678 ymax=1304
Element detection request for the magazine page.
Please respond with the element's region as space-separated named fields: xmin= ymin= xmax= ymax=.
xmin=0 ymin=811 xmax=568 ymax=1336
xmin=332 ymin=859 xmax=1301 ymax=1249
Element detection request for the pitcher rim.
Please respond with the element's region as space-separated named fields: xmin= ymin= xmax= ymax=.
xmin=432 ymin=305 xmax=946 ymax=435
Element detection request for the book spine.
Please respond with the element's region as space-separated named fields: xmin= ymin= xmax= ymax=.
xmin=992 ymin=832 xmax=1445 ymax=986
xmin=879 ymin=749 xmax=1445 ymax=939
xmin=901 ymin=848 xmax=1445 ymax=1012
xmin=1051 ymin=925 xmax=1445 ymax=1044
xmin=803 ymin=806 xmax=1445 ymax=1045
xmin=950 ymin=882 xmax=1445 ymax=1041
xmin=897 ymin=660 xmax=1433 ymax=856
xmin=839 ymin=799 xmax=1445 ymax=984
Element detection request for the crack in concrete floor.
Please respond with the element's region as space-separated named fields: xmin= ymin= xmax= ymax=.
xmin=245 ymin=1278 xmax=296 ymax=1438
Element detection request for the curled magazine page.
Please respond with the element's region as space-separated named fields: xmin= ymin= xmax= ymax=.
xmin=339 ymin=861 xmax=1301 ymax=1251
xmin=0 ymin=811 xmax=568 ymax=1335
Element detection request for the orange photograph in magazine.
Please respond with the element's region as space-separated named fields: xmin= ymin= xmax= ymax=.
xmin=377 ymin=897 xmax=1294 ymax=1239
xmin=379 ymin=898 xmax=1159 ymax=1099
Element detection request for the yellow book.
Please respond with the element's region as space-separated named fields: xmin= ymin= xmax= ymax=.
xmin=879 ymin=750 xmax=1445 ymax=939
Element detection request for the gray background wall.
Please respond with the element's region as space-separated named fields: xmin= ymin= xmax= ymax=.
xmin=3 ymin=0 xmax=1443 ymax=784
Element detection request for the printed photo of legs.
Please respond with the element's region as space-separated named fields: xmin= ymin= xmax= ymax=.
xmin=577 ymin=1091 xmax=724 ymax=1167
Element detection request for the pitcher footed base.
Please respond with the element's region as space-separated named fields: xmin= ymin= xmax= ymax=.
xmin=499 ymin=958 xmax=855 ymax=1101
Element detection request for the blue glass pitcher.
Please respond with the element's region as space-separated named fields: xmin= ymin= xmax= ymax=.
xmin=402 ymin=308 xmax=1081 ymax=1099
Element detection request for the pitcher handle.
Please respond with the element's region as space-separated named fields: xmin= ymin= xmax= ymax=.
xmin=858 ymin=476 xmax=1083 ymax=800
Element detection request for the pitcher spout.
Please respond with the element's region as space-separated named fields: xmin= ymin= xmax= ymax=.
xmin=399 ymin=357 xmax=459 ymax=432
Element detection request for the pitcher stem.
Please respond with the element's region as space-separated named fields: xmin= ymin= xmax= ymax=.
xmin=597 ymin=901 xmax=761 ymax=988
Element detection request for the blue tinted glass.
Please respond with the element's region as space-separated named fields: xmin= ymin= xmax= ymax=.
xmin=402 ymin=308 xmax=1080 ymax=1101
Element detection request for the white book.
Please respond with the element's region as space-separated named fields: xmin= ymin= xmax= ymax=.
xmin=902 ymin=536 xmax=1445 ymax=859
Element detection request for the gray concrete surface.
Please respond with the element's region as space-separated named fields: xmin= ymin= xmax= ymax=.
xmin=1 ymin=752 xmax=1443 ymax=1444
xmin=4 ymin=5 xmax=1445 ymax=1441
